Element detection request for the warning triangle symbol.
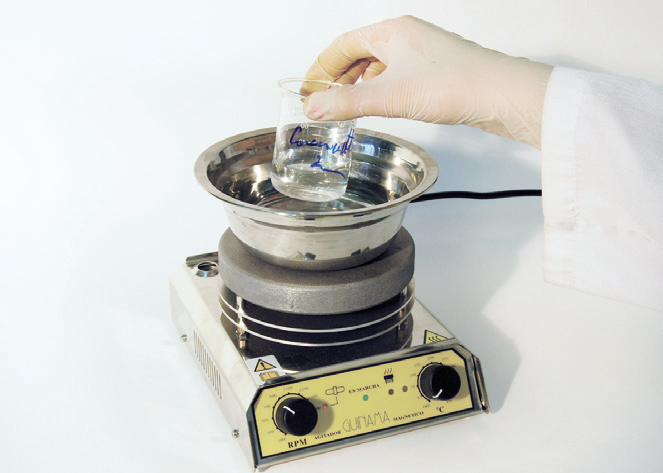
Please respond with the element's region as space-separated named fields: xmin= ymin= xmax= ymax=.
xmin=255 ymin=359 xmax=277 ymax=372
xmin=424 ymin=330 xmax=447 ymax=345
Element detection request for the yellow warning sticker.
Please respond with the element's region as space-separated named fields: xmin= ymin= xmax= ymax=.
xmin=255 ymin=359 xmax=277 ymax=372
xmin=259 ymin=371 xmax=279 ymax=382
xmin=245 ymin=355 xmax=285 ymax=385
xmin=424 ymin=330 xmax=447 ymax=344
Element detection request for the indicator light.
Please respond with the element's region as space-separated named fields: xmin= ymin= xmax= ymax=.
xmin=362 ymin=394 xmax=369 ymax=401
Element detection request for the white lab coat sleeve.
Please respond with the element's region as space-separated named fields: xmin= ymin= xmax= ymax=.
xmin=541 ymin=66 xmax=663 ymax=311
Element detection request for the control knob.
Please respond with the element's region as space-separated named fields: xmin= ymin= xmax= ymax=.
xmin=418 ymin=363 xmax=462 ymax=401
xmin=273 ymin=395 xmax=318 ymax=436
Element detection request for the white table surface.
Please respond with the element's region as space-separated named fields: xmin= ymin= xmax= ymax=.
xmin=1 ymin=2 xmax=661 ymax=472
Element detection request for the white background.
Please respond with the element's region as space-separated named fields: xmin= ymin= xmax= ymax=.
xmin=1 ymin=1 xmax=662 ymax=472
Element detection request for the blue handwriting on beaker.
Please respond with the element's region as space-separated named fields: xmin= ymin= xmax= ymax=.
xmin=289 ymin=126 xmax=355 ymax=155
xmin=289 ymin=126 xmax=354 ymax=178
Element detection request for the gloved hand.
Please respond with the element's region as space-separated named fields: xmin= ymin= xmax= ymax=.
xmin=304 ymin=16 xmax=553 ymax=149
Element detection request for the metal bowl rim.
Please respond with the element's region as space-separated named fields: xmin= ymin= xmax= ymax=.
xmin=194 ymin=127 xmax=438 ymax=217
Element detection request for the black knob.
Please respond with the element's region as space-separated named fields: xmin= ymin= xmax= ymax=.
xmin=274 ymin=396 xmax=318 ymax=436
xmin=418 ymin=363 xmax=462 ymax=401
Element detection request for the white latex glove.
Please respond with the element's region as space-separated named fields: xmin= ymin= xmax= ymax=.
xmin=304 ymin=16 xmax=553 ymax=149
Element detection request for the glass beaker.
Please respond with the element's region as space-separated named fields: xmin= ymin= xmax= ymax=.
xmin=271 ymin=78 xmax=356 ymax=202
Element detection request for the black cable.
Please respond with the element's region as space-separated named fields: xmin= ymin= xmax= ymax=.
xmin=411 ymin=189 xmax=542 ymax=203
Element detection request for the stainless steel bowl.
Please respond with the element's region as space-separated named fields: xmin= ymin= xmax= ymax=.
xmin=195 ymin=127 xmax=438 ymax=271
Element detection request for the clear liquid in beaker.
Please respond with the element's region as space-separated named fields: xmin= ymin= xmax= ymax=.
xmin=271 ymin=124 xmax=354 ymax=202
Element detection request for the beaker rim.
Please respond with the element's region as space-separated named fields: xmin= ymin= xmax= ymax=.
xmin=278 ymin=77 xmax=342 ymax=98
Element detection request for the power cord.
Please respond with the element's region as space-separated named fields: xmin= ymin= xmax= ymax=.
xmin=412 ymin=189 xmax=542 ymax=203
